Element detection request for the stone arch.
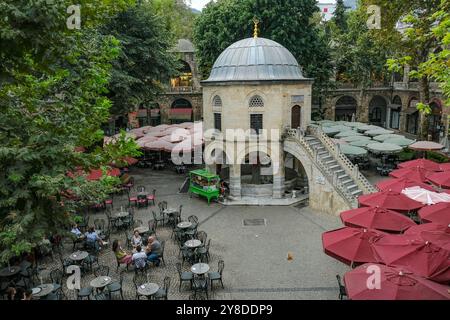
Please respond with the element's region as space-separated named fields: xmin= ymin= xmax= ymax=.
xmin=204 ymin=141 xmax=234 ymax=166
xmin=389 ymin=95 xmax=402 ymax=129
xmin=212 ymin=95 xmax=223 ymax=108
xmin=369 ymin=95 xmax=388 ymax=127
xmin=249 ymin=95 xmax=265 ymax=108
xmin=171 ymin=98 xmax=192 ymax=109
xmin=335 ymin=95 xmax=358 ymax=121
xmin=245 ymin=90 xmax=267 ymax=106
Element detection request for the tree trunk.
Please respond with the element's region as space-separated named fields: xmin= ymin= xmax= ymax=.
xmin=419 ymin=75 xmax=431 ymax=140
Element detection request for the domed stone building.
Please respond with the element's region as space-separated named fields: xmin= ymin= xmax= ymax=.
xmin=202 ymin=35 xmax=314 ymax=202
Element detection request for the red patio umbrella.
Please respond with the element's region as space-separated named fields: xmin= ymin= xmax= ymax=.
xmin=143 ymin=139 xmax=175 ymax=152
xmin=322 ymin=227 xmax=385 ymax=266
xmin=376 ymin=176 xmax=435 ymax=193
xmin=86 ymin=168 xmax=120 ymax=181
xmin=340 ymin=206 xmax=416 ymax=233
xmin=427 ymin=171 xmax=450 ymax=188
xmin=405 ymin=222 xmax=450 ymax=235
xmin=418 ymin=202 xmax=450 ymax=225
xmin=398 ymin=158 xmax=442 ymax=171
xmin=439 ymin=163 xmax=450 ymax=171
xmin=358 ymin=190 xmax=424 ymax=212
xmin=371 ymin=233 xmax=450 ymax=282
xmin=343 ymin=263 xmax=450 ymax=300
xmin=389 ymin=166 xmax=432 ymax=184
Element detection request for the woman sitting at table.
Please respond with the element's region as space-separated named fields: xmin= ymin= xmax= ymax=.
xmin=85 ymin=227 xmax=106 ymax=250
xmin=132 ymin=230 xmax=143 ymax=248
xmin=112 ymin=240 xmax=132 ymax=265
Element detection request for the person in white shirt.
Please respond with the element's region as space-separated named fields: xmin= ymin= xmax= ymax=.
xmin=132 ymin=246 xmax=147 ymax=269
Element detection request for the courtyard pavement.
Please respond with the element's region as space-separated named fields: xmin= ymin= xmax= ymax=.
xmin=36 ymin=166 xmax=390 ymax=300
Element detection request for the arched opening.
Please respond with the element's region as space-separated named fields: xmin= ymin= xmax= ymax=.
xmin=369 ymin=96 xmax=388 ymax=127
xmin=240 ymin=152 xmax=272 ymax=186
xmin=170 ymin=98 xmax=193 ymax=124
xmin=335 ymin=96 xmax=357 ymax=121
xmin=284 ymin=151 xmax=309 ymax=196
xmin=390 ymin=95 xmax=402 ymax=129
xmin=406 ymin=98 xmax=419 ymax=135
xmin=428 ymin=100 xmax=443 ymax=142
xmin=291 ymin=105 xmax=301 ymax=128
xmin=170 ymin=60 xmax=193 ymax=91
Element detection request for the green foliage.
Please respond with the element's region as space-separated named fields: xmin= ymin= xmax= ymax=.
xmin=193 ymin=0 xmax=333 ymax=97
xmin=426 ymin=150 xmax=450 ymax=163
xmin=397 ymin=149 xmax=416 ymax=161
xmin=151 ymin=0 xmax=197 ymax=40
xmin=102 ymin=2 xmax=179 ymax=115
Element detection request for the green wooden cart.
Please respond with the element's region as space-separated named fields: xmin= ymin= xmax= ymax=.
xmin=189 ymin=169 xmax=220 ymax=204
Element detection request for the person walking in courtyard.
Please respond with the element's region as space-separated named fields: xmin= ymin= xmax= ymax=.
xmin=145 ymin=236 xmax=161 ymax=267
xmin=112 ymin=240 xmax=133 ymax=265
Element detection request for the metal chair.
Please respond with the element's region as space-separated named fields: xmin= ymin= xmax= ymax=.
xmin=336 ymin=275 xmax=347 ymax=300
xmin=208 ymin=260 xmax=224 ymax=291
xmin=197 ymin=239 xmax=211 ymax=263
xmin=107 ymin=271 xmax=125 ymax=300
xmin=146 ymin=189 xmax=156 ymax=206
xmin=152 ymin=210 xmax=165 ymax=228
xmin=176 ymin=262 xmax=193 ymax=292
xmin=94 ymin=265 xmax=110 ymax=277
xmin=133 ymin=273 xmax=148 ymax=300
xmin=192 ymin=274 xmax=209 ymax=300
xmin=153 ymin=276 xmax=170 ymax=300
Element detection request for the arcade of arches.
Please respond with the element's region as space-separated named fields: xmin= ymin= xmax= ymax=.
xmin=325 ymin=92 xmax=447 ymax=142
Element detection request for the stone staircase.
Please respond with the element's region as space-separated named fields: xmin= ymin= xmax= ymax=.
xmin=284 ymin=126 xmax=376 ymax=208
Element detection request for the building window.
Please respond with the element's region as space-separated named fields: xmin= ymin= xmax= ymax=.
xmin=323 ymin=7 xmax=328 ymax=13
xmin=250 ymin=114 xmax=263 ymax=134
xmin=213 ymin=95 xmax=222 ymax=108
xmin=249 ymin=95 xmax=264 ymax=108
xmin=214 ymin=113 xmax=222 ymax=131
xmin=390 ymin=109 xmax=400 ymax=129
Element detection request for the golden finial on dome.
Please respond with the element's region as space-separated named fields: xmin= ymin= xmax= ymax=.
xmin=253 ymin=17 xmax=259 ymax=38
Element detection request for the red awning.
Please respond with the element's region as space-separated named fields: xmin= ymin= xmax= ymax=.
xmin=170 ymin=108 xmax=192 ymax=115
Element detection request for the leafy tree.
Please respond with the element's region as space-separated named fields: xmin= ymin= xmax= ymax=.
xmin=193 ymin=0 xmax=333 ymax=101
xmin=0 ymin=1 xmax=139 ymax=262
xmin=102 ymin=2 xmax=179 ymax=115
xmin=151 ymin=0 xmax=198 ymax=40
xmin=333 ymin=0 xmax=348 ymax=32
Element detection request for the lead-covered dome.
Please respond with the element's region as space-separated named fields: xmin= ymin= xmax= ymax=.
xmin=203 ymin=37 xmax=305 ymax=83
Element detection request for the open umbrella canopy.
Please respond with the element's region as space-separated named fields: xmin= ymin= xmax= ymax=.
xmin=427 ymin=171 xmax=450 ymax=188
xmin=405 ymin=223 xmax=450 ymax=235
xmin=373 ymin=134 xmax=405 ymax=142
xmin=376 ymin=177 xmax=435 ymax=193
xmin=321 ymin=127 xmax=341 ymax=135
xmin=343 ymin=263 xmax=450 ymax=300
xmin=328 ymin=125 xmax=351 ymax=132
xmin=356 ymin=125 xmax=380 ymax=132
xmin=340 ymin=206 xmax=416 ymax=233
xmin=345 ymin=122 xmax=366 ymax=128
xmin=439 ymin=163 xmax=450 ymax=171
xmin=358 ymin=189 xmax=424 ymax=211
xmin=383 ymin=137 xmax=416 ymax=147
xmin=338 ymin=144 xmax=367 ymax=156
xmin=366 ymin=142 xmax=403 ymax=154
xmin=335 ymin=131 xmax=362 ymax=138
xmin=398 ymin=158 xmax=442 ymax=171
xmin=409 ymin=141 xmax=444 ymax=151
xmin=349 ymin=139 xmax=374 ymax=147
xmin=418 ymin=202 xmax=450 ymax=225
xmin=331 ymin=138 xmax=348 ymax=145
xmin=401 ymin=186 xmax=450 ymax=205
xmin=389 ymin=166 xmax=432 ymax=183
xmin=371 ymin=233 xmax=450 ymax=282
xmin=86 ymin=168 xmax=120 ymax=181
xmin=143 ymin=139 xmax=174 ymax=152
xmin=365 ymin=129 xmax=394 ymax=137
xmin=135 ymin=135 xmax=159 ymax=147
xmin=319 ymin=121 xmax=338 ymax=127
xmin=322 ymin=227 xmax=385 ymax=265
xmin=342 ymin=135 xmax=372 ymax=142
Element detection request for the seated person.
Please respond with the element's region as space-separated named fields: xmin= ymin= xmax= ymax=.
xmin=22 ymin=289 xmax=33 ymax=301
xmin=145 ymin=236 xmax=161 ymax=267
xmin=132 ymin=230 xmax=143 ymax=248
xmin=85 ymin=227 xmax=106 ymax=250
xmin=71 ymin=224 xmax=83 ymax=238
xmin=132 ymin=245 xmax=148 ymax=269
xmin=112 ymin=240 xmax=132 ymax=265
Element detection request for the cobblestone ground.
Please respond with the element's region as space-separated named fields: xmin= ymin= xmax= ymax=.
xmin=34 ymin=167 xmax=357 ymax=300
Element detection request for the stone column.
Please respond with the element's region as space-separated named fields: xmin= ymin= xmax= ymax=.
xmin=272 ymin=146 xmax=285 ymax=199
xmin=386 ymin=106 xmax=391 ymax=129
xmin=229 ymin=164 xmax=241 ymax=199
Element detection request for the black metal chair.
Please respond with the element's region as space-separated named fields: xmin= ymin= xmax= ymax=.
xmin=107 ymin=271 xmax=125 ymax=300
xmin=192 ymin=274 xmax=208 ymax=300
xmin=176 ymin=262 xmax=193 ymax=292
xmin=197 ymin=239 xmax=211 ymax=263
xmin=208 ymin=260 xmax=224 ymax=291
xmin=153 ymin=276 xmax=170 ymax=300
xmin=152 ymin=210 xmax=165 ymax=228
xmin=76 ymin=286 xmax=93 ymax=300
xmin=336 ymin=275 xmax=347 ymax=300
xmin=94 ymin=265 xmax=110 ymax=277
xmin=157 ymin=240 xmax=166 ymax=266
xmin=133 ymin=273 xmax=148 ymax=300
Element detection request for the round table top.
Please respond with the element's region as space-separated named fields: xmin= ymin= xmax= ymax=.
xmin=137 ymin=283 xmax=159 ymax=296
xmin=113 ymin=211 xmax=129 ymax=218
xmin=177 ymin=221 xmax=192 ymax=229
xmin=90 ymin=276 xmax=112 ymax=288
xmin=164 ymin=208 xmax=177 ymax=215
xmin=69 ymin=251 xmax=89 ymax=261
xmin=0 ymin=266 xmax=21 ymax=277
xmin=185 ymin=239 xmax=202 ymax=248
xmin=32 ymin=284 xmax=54 ymax=297
xmin=191 ymin=263 xmax=210 ymax=275
xmin=134 ymin=226 xmax=149 ymax=234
